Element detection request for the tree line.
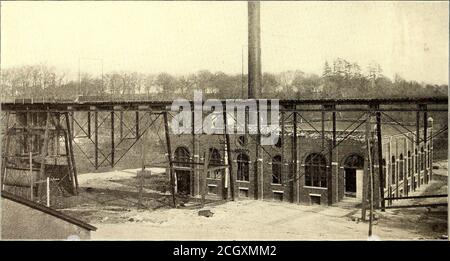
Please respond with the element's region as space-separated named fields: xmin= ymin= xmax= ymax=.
xmin=1 ymin=58 xmax=447 ymax=101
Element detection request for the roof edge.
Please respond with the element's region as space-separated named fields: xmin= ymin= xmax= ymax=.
xmin=1 ymin=190 xmax=97 ymax=231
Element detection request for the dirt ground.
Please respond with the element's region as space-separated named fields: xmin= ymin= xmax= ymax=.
xmin=59 ymin=162 xmax=448 ymax=240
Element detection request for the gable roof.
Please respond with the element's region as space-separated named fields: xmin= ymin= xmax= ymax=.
xmin=1 ymin=190 xmax=96 ymax=231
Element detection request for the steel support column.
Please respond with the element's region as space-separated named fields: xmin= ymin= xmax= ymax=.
xmin=376 ymin=111 xmax=385 ymax=211
xmin=416 ymin=109 xmax=420 ymax=188
xmin=163 ymin=111 xmax=177 ymax=208
xmin=292 ymin=110 xmax=299 ymax=204
xmin=223 ymin=103 xmax=235 ymax=201
xmin=423 ymin=107 xmax=428 ymax=183
xmin=94 ymin=110 xmax=99 ymax=169
xmin=111 ymin=110 xmax=115 ymax=168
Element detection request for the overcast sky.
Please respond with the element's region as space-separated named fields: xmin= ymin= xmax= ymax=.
xmin=1 ymin=1 xmax=448 ymax=84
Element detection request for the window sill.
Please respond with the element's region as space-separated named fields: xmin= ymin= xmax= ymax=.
xmin=237 ymin=180 xmax=250 ymax=183
xmin=303 ymin=186 xmax=327 ymax=190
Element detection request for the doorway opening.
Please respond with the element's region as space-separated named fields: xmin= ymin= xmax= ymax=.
xmin=343 ymin=154 xmax=364 ymax=198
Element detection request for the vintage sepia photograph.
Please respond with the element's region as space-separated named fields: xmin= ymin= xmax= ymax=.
xmin=0 ymin=0 xmax=448 ymax=242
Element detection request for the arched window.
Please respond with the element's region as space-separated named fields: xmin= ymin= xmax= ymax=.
xmin=305 ymin=153 xmax=327 ymax=188
xmin=237 ymin=153 xmax=250 ymax=181
xmin=382 ymin=159 xmax=387 ymax=188
xmin=343 ymin=154 xmax=364 ymax=169
xmin=391 ymin=156 xmax=396 ymax=185
xmin=399 ymin=154 xmax=404 ymax=181
xmin=272 ymin=155 xmax=282 ymax=184
xmin=208 ymin=148 xmax=223 ymax=179
xmin=174 ymin=147 xmax=190 ymax=167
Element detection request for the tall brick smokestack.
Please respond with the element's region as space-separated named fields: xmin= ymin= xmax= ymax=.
xmin=248 ymin=1 xmax=261 ymax=99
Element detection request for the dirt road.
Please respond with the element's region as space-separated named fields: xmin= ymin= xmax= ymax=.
xmin=60 ymin=164 xmax=447 ymax=240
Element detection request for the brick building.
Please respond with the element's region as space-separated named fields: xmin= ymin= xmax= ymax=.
xmin=169 ymin=115 xmax=434 ymax=207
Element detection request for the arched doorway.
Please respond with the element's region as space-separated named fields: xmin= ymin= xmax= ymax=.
xmin=343 ymin=154 xmax=364 ymax=198
xmin=174 ymin=147 xmax=191 ymax=195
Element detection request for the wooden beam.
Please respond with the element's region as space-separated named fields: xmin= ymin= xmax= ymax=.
xmin=255 ymin=100 xmax=262 ymax=199
xmin=368 ymin=125 xmax=375 ymax=237
xmin=94 ymin=110 xmax=98 ymax=169
xmin=416 ymin=108 xmax=420 ymax=188
xmin=384 ymin=203 xmax=447 ymax=209
xmin=87 ymin=111 xmax=91 ymax=139
xmin=50 ymin=113 xmax=76 ymax=195
xmin=423 ymin=107 xmax=428 ymax=183
xmin=292 ymin=110 xmax=299 ymax=204
xmin=163 ymin=111 xmax=177 ymax=208
xmin=119 ymin=111 xmax=124 ymax=140
xmin=135 ymin=110 xmax=140 ymax=138
xmin=65 ymin=112 xmax=78 ymax=194
xmin=328 ymin=108 xmax=336 ymax=205
xmin=223 ymin=103 xmax=235 ymax=201
xmin=376 ymin=111 xmax=385 ymax=211
xmin=38 ymin=112 xmax=51 ymax=199
xmin=111 ymin=110 xmax=115 ymax=168
xmin=201 ymin=150 xmax=210 ymax=207
xmin=385 ymin=194 xmax=447 ymax=200
xmin=191 ymin=109 xmax=198 ymax=197
xmin=321 ymin=110 xmax=325 ymax=150
xmin=281 ymin=110 xmax=285 ymax=202
xmin=1 ymin=112 xmax=11 ymax=191
xmin=361 ymin=112 xmax=370 ymax=221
